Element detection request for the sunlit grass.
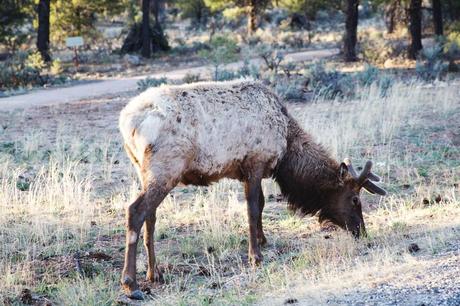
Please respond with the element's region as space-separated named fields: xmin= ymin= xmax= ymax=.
xmin=0 ymin=80 xmax=458 ymax=304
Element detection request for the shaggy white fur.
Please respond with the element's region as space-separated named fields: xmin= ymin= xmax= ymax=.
xmin=119 ymin=79 xmax=290 ymax=186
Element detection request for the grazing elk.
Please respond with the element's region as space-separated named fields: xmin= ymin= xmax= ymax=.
xmin=119 ymin=79 xmax=386 ymax=299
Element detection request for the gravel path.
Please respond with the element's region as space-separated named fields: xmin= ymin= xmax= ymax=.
xmin=327 ymin=251 xmax=460 ymax=306
xmin=0 ymin=48 xmax=338 ymax=111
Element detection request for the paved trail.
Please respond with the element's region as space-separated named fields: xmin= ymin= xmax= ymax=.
xmin=0 ymin=48 xmax=338 ymax=111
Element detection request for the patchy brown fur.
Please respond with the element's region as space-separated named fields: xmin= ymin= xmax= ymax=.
xmin=118 ymin=80 xmax=386 ymax=299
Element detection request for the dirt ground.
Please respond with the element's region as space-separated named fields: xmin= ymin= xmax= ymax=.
xmin=0 ymin=82 xmax=459 ymax=305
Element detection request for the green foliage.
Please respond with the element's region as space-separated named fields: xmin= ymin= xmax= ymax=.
xmin=355 ymin=64 xmax=394 ymax=97
xmin=204 ymin=0 xmax=270 ymax=22
xmin=360 ymin=31 xmax=396 ymax=65
xmin=175 ymin=0 xmax=210 ymax=26
xmin=416 ymin=44 xmax=448 ymax=82
xmin=198 ymin=35 xmax=239 ymax=80
xmin=356 ymin=64 xmax=380 ymax=87
xmin=50 ymin=0 xmax=124 ymax=43
xmin=303 ymin=61 xmax=354 ymax=99
xmin=274 ymin=77 xmax=305 ymax=100
xmin=137 ymin=77 xmax=168 ymax=91
xmin=277 ymin=0 xmax=341 ymax=20
xmin=0 ymin=0 xmax=32 ymax=52
xmin=256 ymin=44 xmax=285 ymax=74
xmin=182 ymin=72 xmax=201 ymax=83
xmin=50 ymin=59 xmax=64 ymax=75
xmin=0 ymin=51 xmax=45 ymax=91
xmin=238 ymin=59 xmax=261 ymax=79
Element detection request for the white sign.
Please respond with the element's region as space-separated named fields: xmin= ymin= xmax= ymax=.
xmin=66 ymin=36 xmax=84 ymax=48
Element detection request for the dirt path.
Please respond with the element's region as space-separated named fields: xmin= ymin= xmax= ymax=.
xmin=0 ymin=48 xmax=338 ymax=111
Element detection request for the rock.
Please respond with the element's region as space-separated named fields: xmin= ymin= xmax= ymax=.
xmin=124 ymin=54 xmax=141 ymax=66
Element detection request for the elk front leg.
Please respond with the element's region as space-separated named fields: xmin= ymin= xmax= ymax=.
xmin=121 ymin=193 xmax=148 ymax=300
xmin=257 ymin=189 xmax=267 ymax=247
xmin=144 ymin=212 xmax=163 ymax=283
xmin=244 ymin=179 xmax=263 ymax=266
xmin=121 ymin=187 xmax=168 ymax=300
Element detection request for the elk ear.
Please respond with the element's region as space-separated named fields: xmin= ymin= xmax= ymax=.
xmin=339 ymin=162 xmax=348 ymax=181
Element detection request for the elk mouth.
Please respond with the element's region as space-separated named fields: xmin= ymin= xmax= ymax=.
xmin=351 ymin=223 xmax=367 ymax=239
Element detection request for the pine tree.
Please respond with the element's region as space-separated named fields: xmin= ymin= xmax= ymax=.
xmin=343 ymin=0 xmax=359 ymax=62
xmin=408 ymin=0 xmax=423 ymax=59
xmin=37 ymin=0 xmax=51 ymax=62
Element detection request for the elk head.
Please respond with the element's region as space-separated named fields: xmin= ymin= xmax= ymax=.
xmin=320 ymin=158 xmax=387 ymax=238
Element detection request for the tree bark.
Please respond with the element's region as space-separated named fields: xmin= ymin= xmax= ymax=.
xmin=408 ymin=0 xmax=423 ymax=60
xmin=247 ymin=0 xmax=257 ymax=35
xmin=384 ymin=0 xmax=397 ymax=34
xmin=343 ymin=0 xmax=359 ymax=62
xmin=432 ymin=0 xmax=443 ymax=36
xmin=141 ymin=0 xmax=151 ymax=58
xmin=37 ymin=0 xmax=51 ymax=62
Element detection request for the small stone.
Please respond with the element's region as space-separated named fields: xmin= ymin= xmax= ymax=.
xmin=434 ymin=195 xmax=442 ymax=203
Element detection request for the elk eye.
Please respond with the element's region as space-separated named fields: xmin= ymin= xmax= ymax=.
xmin=352 ymin=196 xmax=360 ymax=206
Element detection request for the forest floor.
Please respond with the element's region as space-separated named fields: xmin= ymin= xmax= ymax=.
xmin=0 ymin=79 xmax=459 ymax=305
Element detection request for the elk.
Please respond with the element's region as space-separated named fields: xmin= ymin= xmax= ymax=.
xmin=118 ymin=79 xmax=386 ymax=299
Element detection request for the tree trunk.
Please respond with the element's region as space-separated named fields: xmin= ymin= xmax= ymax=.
xmin=37 ymin=0 xmax=51 ymax=62
xmin=408 ymin=0 xmax=423 ymax=60
xmin=141 ymin=0 xmax=151 ymax=58
xmin=152 ymin=0 xmax=160 ymax=28
xmin=247 ymin=0 xmax=257 ymax=35
xmin=343 ymin=0 xmax=359 ymax=62
xmin=432 ymin=0 xmax=443 ymax=36
xmin=384 ymin=0 xmax=397 ymax=34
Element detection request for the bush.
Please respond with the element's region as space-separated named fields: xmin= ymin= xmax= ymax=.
xmin=238 ymin=59 xmax=261 ymax=79
xmin=355 ymin=65 xmax=394 ymax=97
xmin=256 ymin=44 xmax=284 ymax=74
xmin=415 ymin=44 xmax=448 ymax=81
xmin=199 ymin=35 xmax=239 ymax=81
xmin=137 ymin=77 xmax=168 ymax=91
xmin=303 ymin=61 xmax=354 ymax=99
xmin=182 ymin=72 xmax=201 ymax=84
xmin=274 ymin=77 xmax=306 ymax=100
xmin=356 ymin=64 xmax=380 ymax=87
xmin=0 ymin=51 xmax=45 ymax=91
xmin=214 ymin=69 xmax=237 ymax=81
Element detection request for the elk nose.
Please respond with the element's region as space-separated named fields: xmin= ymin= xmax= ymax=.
xmin=352 ymin=224 xmax=367 ymax=239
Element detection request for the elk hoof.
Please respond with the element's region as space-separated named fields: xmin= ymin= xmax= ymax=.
xmin=128 ymin=289 xmax=144 ymax=300
xmin=121 ymin=275 xmax=142 ymax=300
xmin=257 ymin=235 xmax=267 ymax=247
xmin=146 ymin=267 xmax=164 ymax=284
xmin=249 ymin=252 xmax=263 ymax=266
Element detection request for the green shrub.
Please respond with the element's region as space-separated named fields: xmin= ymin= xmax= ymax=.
xmin=415 ymin=44 xmax=448 ymax=81
xmin=0 ymin=51 xmax=45 ymax=91
xmin=256 ymin=44 xmax=284 ymax=74
xmin=50 ymin=59 xmax=64 ymax=75
xmin=199 ymin=35 xmax=239 ymax=81
xmin=356 ymin=64 xmax=380 ymax=87
xmin=303 ymin=61 xmax=354 ymax=99
xmin=137 ymin=77 xmax=168 ymax=91
xmin=238 ymin=59 xmax=261 ymax=79
xmin=215 ymin=69 xmax=237 ymax=81
xmin=182 ymin=72 xmax=201 ymax=84
xmin=274 ymin=78 xmax=305 ymax=100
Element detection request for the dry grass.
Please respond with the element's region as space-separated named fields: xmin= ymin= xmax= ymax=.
xmin=0 ymin=80 xmax=459 ymax=305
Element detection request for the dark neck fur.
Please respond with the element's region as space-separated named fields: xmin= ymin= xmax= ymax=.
xmin=274 ymin=119 xmax=341 ymax=216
